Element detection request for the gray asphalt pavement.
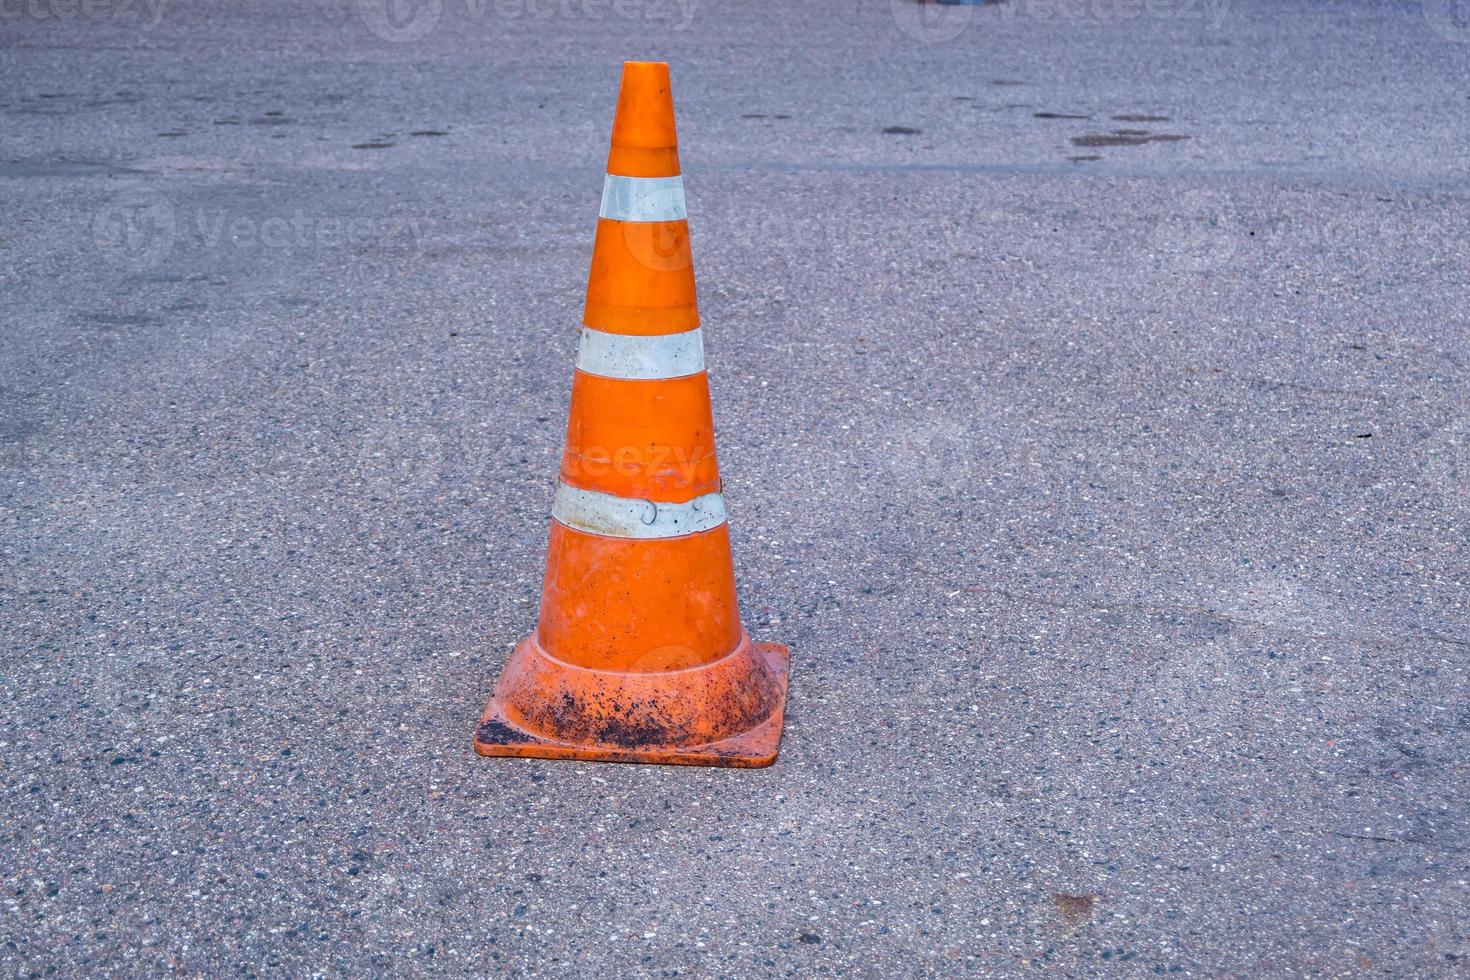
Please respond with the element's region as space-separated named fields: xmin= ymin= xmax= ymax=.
xmin=4 ymin=0 xmax=1470 ymax=975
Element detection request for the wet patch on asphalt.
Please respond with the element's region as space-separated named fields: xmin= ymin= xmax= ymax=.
xmin=1071 ymin=130 xmax=1191 ymax=147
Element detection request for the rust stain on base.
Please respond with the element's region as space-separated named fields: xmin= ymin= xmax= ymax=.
xmin=474 ymin=642 xmax=790 ymax=768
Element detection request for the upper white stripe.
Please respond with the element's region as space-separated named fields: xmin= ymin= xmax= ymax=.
xmin=600 ymin=174 xmax=687 ymax=222
xmin=552 ymin=482 xmax=727 ymax=539
xmin=576 ymin=327 xmax=705 ymax=380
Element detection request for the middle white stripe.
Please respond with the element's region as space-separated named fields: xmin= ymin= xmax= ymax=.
xmin=599 ymin=174 xmax=687 ymax=222
xmin=576 ymin=326 xmax=705 ymax=380
xmin=552 ymin=482 xmax=727 ymax=539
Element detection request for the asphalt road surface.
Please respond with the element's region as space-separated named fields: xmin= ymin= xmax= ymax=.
xmin=3 ymin=0 xmax=1469 ymax=975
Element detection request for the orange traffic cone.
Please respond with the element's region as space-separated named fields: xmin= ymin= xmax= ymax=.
xmin=474 ymin=61 xmax=791 ymax=767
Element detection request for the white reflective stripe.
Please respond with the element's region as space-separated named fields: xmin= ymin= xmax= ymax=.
xmin=552 ymin=482 xmax=726 ymax=539
xmin=599 ymin=174 xmax=687 ymax=222
xmin=576 ymin=327 xmax=705 ymax=380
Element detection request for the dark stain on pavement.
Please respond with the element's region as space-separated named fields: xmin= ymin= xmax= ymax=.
xmin=882 ymin=126 xmax=922 ymax=135
xmin=1072 ymin=132 xmax=1149 ymax=147
xmin=1035 ymin=111 xmax=1091 ymax=119
xmin=1113 ymin=113 xmax=1171 ymax=122
xmin=78 ymin=90 xmax=142 ymax=109
xmin=0 ymin=159 xmax=146 ymax=178
xmin=1071 ymin=131 xmax=1191 ymax=147
xmin=1052 ymin=893 xmax=1098 ymax=923
xmin=352 ymin=141 xmax=395 ymax=149
xmin=145 ymin=273 xmax=210 ymax=284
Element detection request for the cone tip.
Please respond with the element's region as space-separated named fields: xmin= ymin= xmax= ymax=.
xmin=617 ymin=61 xmax=672 ymax=102
xmin=608 ymin=60 xmax=680 ymax=177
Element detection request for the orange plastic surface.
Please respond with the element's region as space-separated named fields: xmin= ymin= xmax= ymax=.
xmin=583 ymin=218 xmax=698 ymax=334
xmin=560 ymin=370 xmax=720 ymax=502
xmin=606 ymin=61 xmax=680 ymax=178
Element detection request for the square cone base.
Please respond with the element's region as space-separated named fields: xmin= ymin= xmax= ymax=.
xmin=474 ymin=642 xmax=790 ymax=768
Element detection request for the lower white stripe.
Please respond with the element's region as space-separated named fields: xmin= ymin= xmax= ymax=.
xmin=576 ymin=327 xmax=704 ymax=380
xmin=552 ymin=482 xmax=727 ymax=539
xmin=600 ymin=174 xmax=687 ymax=222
